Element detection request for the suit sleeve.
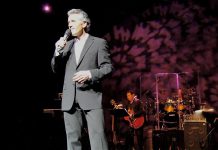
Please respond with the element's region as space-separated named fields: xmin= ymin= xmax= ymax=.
xmin=51 ymin=41 xmax=73 ymax=73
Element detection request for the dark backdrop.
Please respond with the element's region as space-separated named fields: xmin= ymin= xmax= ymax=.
xmin=4 ymin=0 xmax=218 ymax=150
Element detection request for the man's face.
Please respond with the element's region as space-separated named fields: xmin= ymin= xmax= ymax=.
xmin=127 ymin=92 xmax=134 ymax=102
xmin=68 ymin=14 xmax=87 ymax=37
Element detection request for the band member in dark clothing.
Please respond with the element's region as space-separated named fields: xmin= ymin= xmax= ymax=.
xmin=120 ymin=90 xmax=145 ymax=150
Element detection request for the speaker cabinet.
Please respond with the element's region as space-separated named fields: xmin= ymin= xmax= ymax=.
xmin=183 ymin=121 xmax=207 ymax=150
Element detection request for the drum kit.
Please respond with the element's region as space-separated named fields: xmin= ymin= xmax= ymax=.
xmin=156 ymin=88 xmax=196 ymax=129
xmin=159 ymin=98 xmax=183 ymax=129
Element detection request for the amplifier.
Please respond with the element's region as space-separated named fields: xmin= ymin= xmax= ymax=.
xmin=183 ymin=114 xmax=206 ymax=123
xmin=183 ymin=121 xmax=208 ymax=150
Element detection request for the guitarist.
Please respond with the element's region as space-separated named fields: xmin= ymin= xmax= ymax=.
xmin=121 ymin=89 xmax=145 ymax=150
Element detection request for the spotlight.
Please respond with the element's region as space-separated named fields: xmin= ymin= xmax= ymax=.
xmin=42 ymin=3 xmax=52 ymax=14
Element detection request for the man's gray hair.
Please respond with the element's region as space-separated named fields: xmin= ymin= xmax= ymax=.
xmin=67 ymin=9 xmax=91 ymax=32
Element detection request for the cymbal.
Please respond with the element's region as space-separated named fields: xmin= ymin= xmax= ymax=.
xmin=166 ymin=99 xmax=175 ymax=103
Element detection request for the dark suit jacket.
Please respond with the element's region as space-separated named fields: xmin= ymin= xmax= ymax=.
xmin=52 ymin=35 xmax=113 ymax=111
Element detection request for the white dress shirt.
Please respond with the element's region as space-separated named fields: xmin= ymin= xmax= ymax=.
xmin=74 ymin=33 xmax=89 ymax=64
xmin=73 ymin=33 xmax=92 ymax=80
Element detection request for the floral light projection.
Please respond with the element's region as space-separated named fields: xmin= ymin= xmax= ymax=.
xmin=103 ymin=1 xmax=218 ymax=110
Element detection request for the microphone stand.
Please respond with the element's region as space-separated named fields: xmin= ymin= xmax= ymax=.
xmin=199 ymin=127 xmax=215 ymax=149
xmin=140 ymin=78 xmax=157 ymax=124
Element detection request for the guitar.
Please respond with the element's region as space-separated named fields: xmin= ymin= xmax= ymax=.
xmin=124 ymin=108 xmax=145 ymax=129
xmin=110 ymin=99 xmax=144 ymax=129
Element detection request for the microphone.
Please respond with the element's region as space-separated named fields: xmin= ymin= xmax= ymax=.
xmin=55 ymin=29 xmax=71 ymax=54
xmin=63 ymin=29 xmax=71 ymax=41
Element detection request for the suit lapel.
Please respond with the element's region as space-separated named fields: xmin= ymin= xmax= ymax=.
xmin=76 ymin=36 xmax=94 ymax=68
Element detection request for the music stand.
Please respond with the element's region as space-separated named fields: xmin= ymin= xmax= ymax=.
xmin=111 ymin=108 xmax=129 ymax=149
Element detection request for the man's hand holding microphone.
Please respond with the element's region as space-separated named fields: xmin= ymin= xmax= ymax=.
xmin=54 ymin=29 xmax=71 ymax=56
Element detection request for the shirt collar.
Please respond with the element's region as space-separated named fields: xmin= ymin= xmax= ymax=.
xmin=75 ymin=33 xmax=89 ymax=43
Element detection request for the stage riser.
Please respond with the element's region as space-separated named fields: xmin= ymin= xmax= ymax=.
xmin=152 ymin=129 xmax=184 ymax=150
